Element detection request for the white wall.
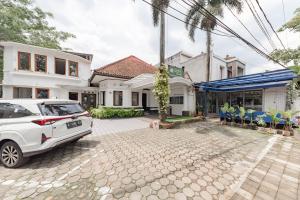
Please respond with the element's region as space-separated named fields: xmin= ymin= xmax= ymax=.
xmin=263 ymin=87 xmax=287 ymax=112
xmin=169 ymin=84 xmax=195 ymax=116
xmin=181 ymin=54 xmax=227 ymax=83
xmin=2 ymin=43 xmax=92 ymax=100
xmin=99 ymin=79 xmax=145 ymax=107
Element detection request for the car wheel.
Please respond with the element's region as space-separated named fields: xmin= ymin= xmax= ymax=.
xmin=70 ymin=138 xmax=81 ymax=143
xmin=0 ymin=141 xmax=24 ymax=168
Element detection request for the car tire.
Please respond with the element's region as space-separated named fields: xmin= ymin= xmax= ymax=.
xmin=0 ymin=141 xmax=25 ymax=168
xmin=70 ymin=138 xmax=81 ymax=144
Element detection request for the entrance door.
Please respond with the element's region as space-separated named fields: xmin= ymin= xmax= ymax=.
xmin=81 ymin=93 xmax=96 ymax=110
xmin=142 ymin=93 xmax=147 ymax=110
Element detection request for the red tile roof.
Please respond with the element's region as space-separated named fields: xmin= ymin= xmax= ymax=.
xmin=94 ymin=55 xmax=157 ymax=79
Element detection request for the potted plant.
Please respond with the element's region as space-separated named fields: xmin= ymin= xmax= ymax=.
xmin=267 ymin=109 xmax=282 ymax=134
xmin=257 ymin=114 xmax=267 ymax=132
xmin=220 ymin=103 xmax=229 ymax=124
xmin=281 ymin=110 xmax=300 ymax=136
xmin=238 ymin=107 xmax=246 ymax=128
xmin=228 ymin=106 xmax=236 ymax=126
xmin=247 ymin=109 xmax=257 ymax=130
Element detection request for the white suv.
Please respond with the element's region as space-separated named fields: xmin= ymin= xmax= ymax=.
xmin=0 ymin=99 xmax=93 ymax=168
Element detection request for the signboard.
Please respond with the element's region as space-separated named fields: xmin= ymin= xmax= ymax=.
xmin=168 ymin=65 xmax=184 ymax=78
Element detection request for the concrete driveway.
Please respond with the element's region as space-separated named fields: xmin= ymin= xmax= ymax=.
xmin=0 ymin=121 xmax=299 ymax=200
xmin=92 ymin=117 xmax=151 ymax=136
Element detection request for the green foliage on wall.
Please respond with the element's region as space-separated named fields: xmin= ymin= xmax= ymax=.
xmin=153 ymin=65 xmax=170 ymax=121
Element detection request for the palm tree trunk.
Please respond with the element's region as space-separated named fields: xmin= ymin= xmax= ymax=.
xmin=160 ymin=11 xmax=165 ymax=66
xmin=206 ymin=30 xmax=212 ymax=82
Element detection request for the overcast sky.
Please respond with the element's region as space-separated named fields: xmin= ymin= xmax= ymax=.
xmin=35 ymin=0 xmax=299 ymax=74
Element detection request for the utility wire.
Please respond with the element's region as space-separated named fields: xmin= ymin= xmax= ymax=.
xmin=140 ymin=0 xmax=233 ymax=37
xmin=281 ymin=0 xmax=289 ymax=48
xmin=181 ymin=0 xmax=287 ymax=68
xmin=255 ymin=0 xmax=286 ymax=50
xmin=172 ymin=0 xmax=234 ymax=37
xmin=226 ymin=5 xmax=269 ymax=53
xmin=245 ymin=0 xmax=277 ymax=50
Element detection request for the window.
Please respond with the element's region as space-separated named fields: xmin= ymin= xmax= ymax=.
xmin=100 ymin=91 xmax=105 ymax=106
xmin=170 ymin=96 xmax=184 ymax=104
xmin=55 ymin=58 xmax=66 ymax=75
xmin=237 ymin=67 xmax=244 ymax=76
xmin=36 ymin=88 xmax=49 ymax=99
xmin=18 ymin=52 xmax=31 ymax=70
xmin=244 ymin=90 xmax=262 ymax=111
xmin=69 ymin=92 xmax=79 ymax=101
xmin=13 ymin=87 xmax=32 ymax=98
xmin=113 ymin=91 xmax=123 ymax=106
xmin=39 ymin=103 xmax=84 ymax=116
xmin=0 ymin=103 xmax=33 ymax=119
xmin=132 ymin=92 xmax=139 ymax=106
xmin=35 ymin=54 xmax=47 ymax=72
xmin=220 ymin=66 xmax=224 ymax=79
xmin=227 ymin=66 xmax=232 ymax=78
xmin=69 ymin=61 xmax=78 ymax=77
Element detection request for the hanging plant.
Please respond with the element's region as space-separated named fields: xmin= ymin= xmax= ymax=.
xmin=153 ymin=64 xmax=170 ymax=122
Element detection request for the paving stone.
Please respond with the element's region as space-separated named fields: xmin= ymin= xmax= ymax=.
xmin=157 ymin=189 xmax=169 ymax=199
xmin=174 ymin=192 xmax=187 ymax=200
xmin=182 ymin=187 xmax=194 ymax=197
xmin=130 ymin=191 xmax=142 ymax=200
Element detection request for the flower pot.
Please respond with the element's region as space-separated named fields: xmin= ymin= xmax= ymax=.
xmin=282 ymin=130 xmax=291 ymax=136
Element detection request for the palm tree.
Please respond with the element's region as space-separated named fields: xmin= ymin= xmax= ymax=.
xmin=133 ymin=0 xmax=170 ymax=65
xmin=185 ymin=0 xmax=242 ymax=82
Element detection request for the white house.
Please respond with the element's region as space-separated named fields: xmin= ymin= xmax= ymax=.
xmin=0 ymin=42 xmax=97 ymax=109
xmin=90 ymin=55 xmax=196 ymax=116
xmin=164 ymin=51 xmax=246 ymax=82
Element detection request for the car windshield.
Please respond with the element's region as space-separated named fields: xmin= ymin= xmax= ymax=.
xmin=40 ymin=103 xmax=85 ymax=116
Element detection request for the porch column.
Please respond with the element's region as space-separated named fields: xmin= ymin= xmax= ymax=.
xmin=183 ymin=86 xmax=188 ymax=111
xmin=204 ymin=90 xmax=208 ymax=117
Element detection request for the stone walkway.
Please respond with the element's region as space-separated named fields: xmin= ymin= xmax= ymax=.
xmin=92 ymin=118 xmax=150 ymax=136
xmin=230 ymin=136 xmax=300 ymax=200
xmin=0 ymin=122 xmax=299 ymax=200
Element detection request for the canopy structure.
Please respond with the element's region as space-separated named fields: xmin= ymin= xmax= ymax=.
xmin=194 ymin=69 xmax=298 ymax=92
xmin=124 ymin=73 xmax=192 ymax=89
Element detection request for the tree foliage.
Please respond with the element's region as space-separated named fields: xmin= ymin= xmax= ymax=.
xmin=153 ymin=65 xmax=170 ymax=121
xmin=270 ymin=47 xmax=300 ymax=66
xmin=270 ymin=7 xmax=300 ymax=67
xmin=0 ymin=0 xmax=75 ymax=49
xmin=278 ymin=8 xmax=300 ymax=33
xmin=185 ymin=0 xmax=242 ymax=41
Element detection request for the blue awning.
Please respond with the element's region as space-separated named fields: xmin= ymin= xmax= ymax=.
xmin=194 ymin=69 xmax=298 ymax=92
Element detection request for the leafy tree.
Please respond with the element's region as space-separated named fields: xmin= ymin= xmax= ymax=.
xmin=270 ymin=7 xmax=300 ymax=67
xmin=278 ymin=8 xmax=300 ymax=33
xmin=133 ymin=0 xmax=170 ymax=65
xmin=269 ymin=7 xmax=300 ymax=110
xmin=0 ymin=0 xmax=75 ymax=49
xmin=185 ymin=0 xmax=242 ymax=82
xmin=153 ymin=65 xmax=170 ymax=121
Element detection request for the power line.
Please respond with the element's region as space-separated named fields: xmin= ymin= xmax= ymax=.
xmin=245 ymin=0 xmax=276 ymax=50
xmin=281 ymin=0 xmax=289 ymax=48
xmin=255 ymin=0 xmax=286 ymax=50
xmin=171 ymin=0 xmax=234 ymax=37
xmin=181 ymin=0 xmax=287 ymax=68
xmin=226 ymin=5 xmax=269 ymax=53
xmin=141 ymin=0 xmax=233 ymax=37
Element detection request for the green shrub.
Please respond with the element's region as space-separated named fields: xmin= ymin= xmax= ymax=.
xmin=90 ymin=107 xmax=144 ymax=119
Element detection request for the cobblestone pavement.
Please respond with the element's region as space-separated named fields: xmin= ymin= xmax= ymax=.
xmin=92 ymin=118 xmax=150 ymax=136
xmin=0 ymin=121 xmax=299 ymax=200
